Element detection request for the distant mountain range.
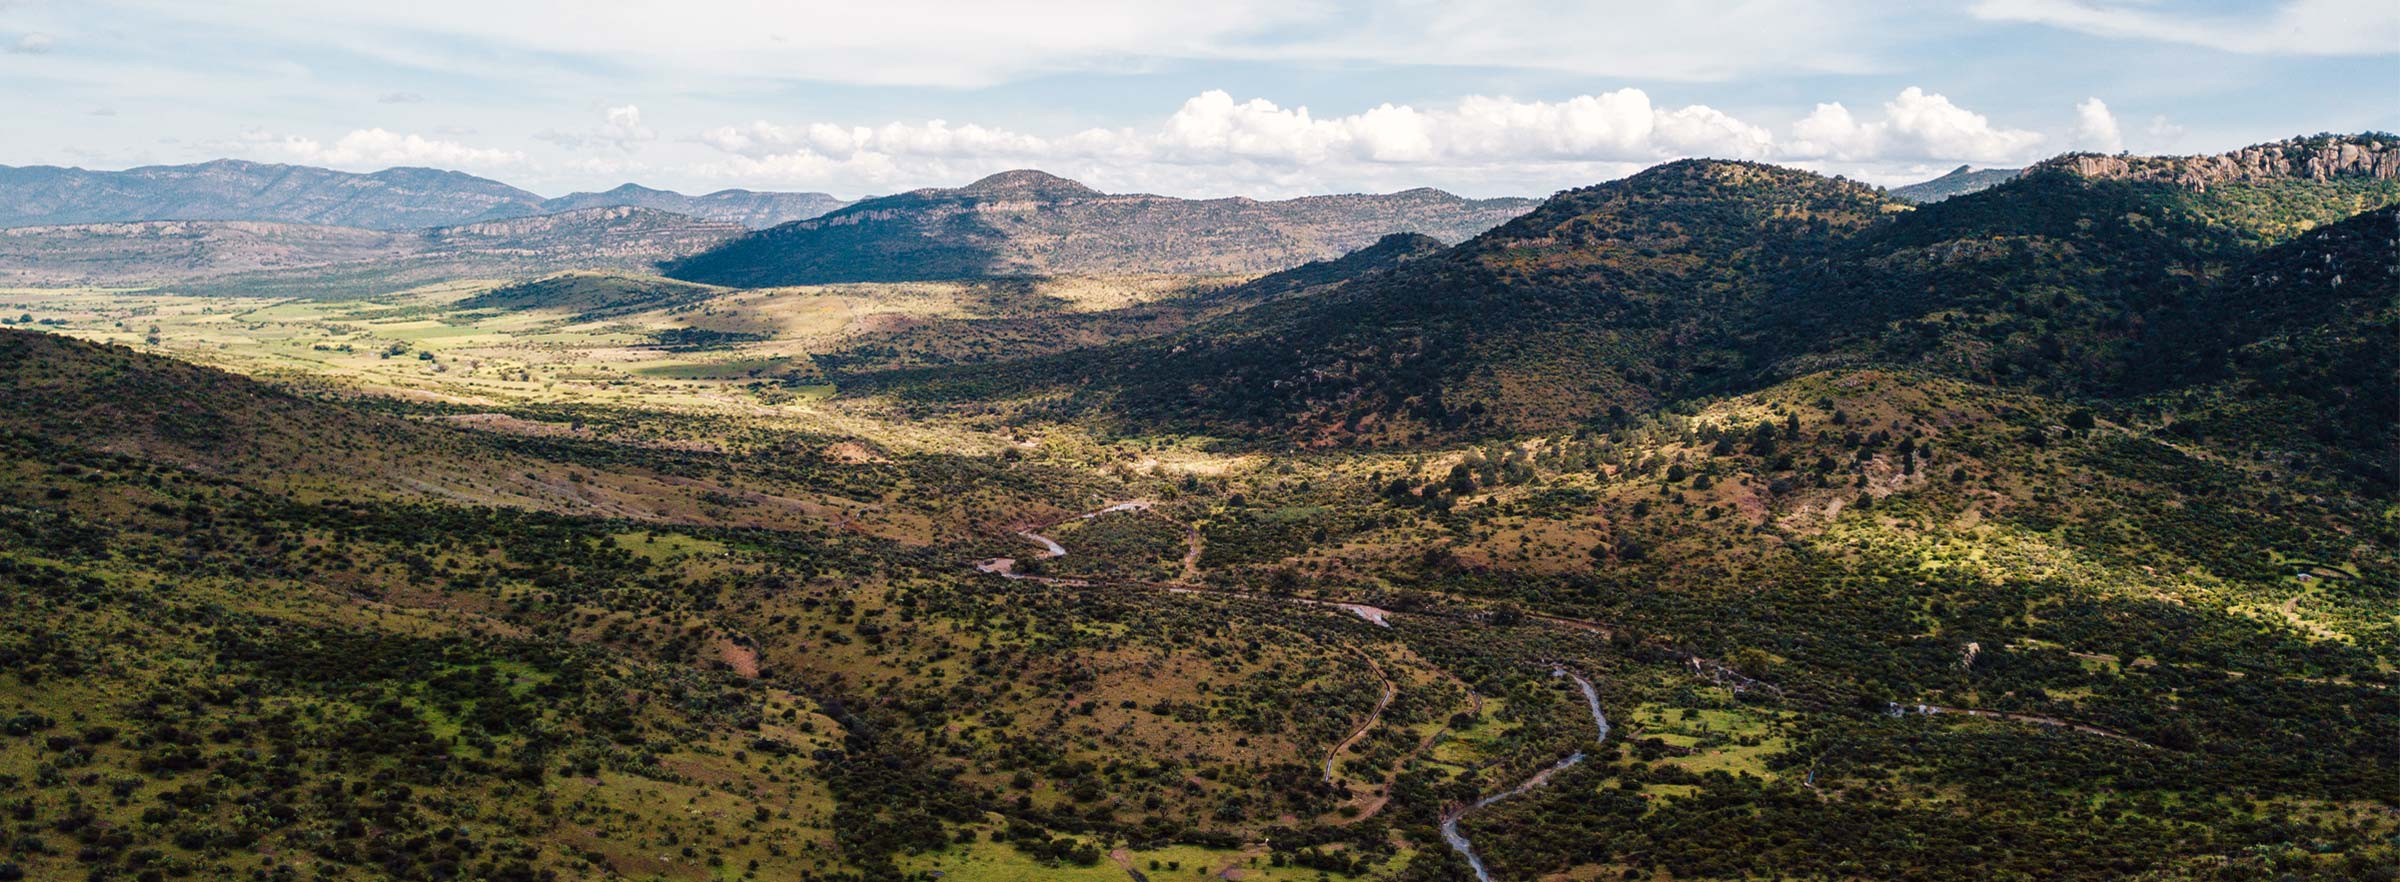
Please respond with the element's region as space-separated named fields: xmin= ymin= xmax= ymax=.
xmin=1888 ymin=165 xmax=2022 ymax=203
xmin=526 ymin=183 xmax=852 ymax=229
xmin=659 ymin=169 xmax=1539 ymax=285
xmin=0 ymin=205 xmax=743 ymax=297
xmin=0 ymin=159 xmax=850 ymax=230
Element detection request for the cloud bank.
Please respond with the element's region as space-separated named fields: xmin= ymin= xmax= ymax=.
xmin=104 ymin=0 xmax=1889 ymax=88
xmin=682 ymin=87 xmax=2056 ymax=195
xmin=1785 ymin=87 xmax=2046 ymax=164
xmin=270 ymin=129 xmax=525 ymax=168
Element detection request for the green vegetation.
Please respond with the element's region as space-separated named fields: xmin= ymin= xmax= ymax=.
xmin=0 ymin=135 xmax=2394 ymax=882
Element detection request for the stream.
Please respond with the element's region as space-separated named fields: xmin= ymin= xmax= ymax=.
xmin=1438 ymin=668 xmax=1609 ymax=882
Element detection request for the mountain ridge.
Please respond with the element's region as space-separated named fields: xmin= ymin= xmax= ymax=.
xmin=0 ymin=159 xmax=852 ymax=231
xmin=0 ymin=159 xmax=544 ymax=230
xmin=523 ymin=182 xmax=853 ymax=228
xmin=659 ymin=168 xmax=1539 ymax=285
xmin=2031 ymin=132 xmax=2399 ymax=188
xmin=0 ymin=205 xmax=742 ymax=292
xmin=862 ymin=135 xmax=2400 ymax=444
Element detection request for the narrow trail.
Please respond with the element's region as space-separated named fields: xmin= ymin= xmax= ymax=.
xmin=1438 ymin=668 xmax=1610 ymax=882
xmin=975 ymin=502 xmax=1582 ymax=636
xmin=974 ymin=499 xmax=2150 ymax=729
xmin=981 ymin=502 xmax=1478 ymax=830
xmin=1889 ymin=703 xmax=2157 ymax=747
xmin=1108 ymin=848 xmax=1150 ymax=882
xmin=1323 ymin=648 xmax=1396 ymax=785
xmin=1335 ymin=666 xmax=1482 ymax=825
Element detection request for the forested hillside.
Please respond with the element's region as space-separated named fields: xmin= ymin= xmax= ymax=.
xmin=861 ymin=135 xmax=2400 ymax=446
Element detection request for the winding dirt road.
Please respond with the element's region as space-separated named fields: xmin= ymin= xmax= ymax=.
xmin=969 ymin=501 xmax=2148 ymax=879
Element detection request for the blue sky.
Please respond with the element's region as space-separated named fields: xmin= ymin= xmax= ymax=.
xmin=1 ymin=0 xmax=2392 ymax=198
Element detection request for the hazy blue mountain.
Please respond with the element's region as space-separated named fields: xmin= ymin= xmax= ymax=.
xmin=528 ymin=183 xmax=851 ymax=229
xmin=0 ymin=160 xmax=850 ymax=231
xmin=1888 ymin=165 xmax=2022 ymax=203
xmin=0 ymin=206 xmax=741 ymax=296
xmin=0 ymin=159 xmax=545 ymax=230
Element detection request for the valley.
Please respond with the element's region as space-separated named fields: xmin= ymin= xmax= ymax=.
xmin=0 ymin=134 xmax=2394 ymax=882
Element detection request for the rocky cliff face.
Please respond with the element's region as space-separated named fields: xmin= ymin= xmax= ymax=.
xmin=2035 ymin=134 xmax=2400 ymax=190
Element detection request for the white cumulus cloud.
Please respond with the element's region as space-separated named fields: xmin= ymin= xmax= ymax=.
xmin=682 ymin=87 xmax=2083 ymax=195
xmin=2144 ymin=115 xmax=2187 ymax=147
xmin=538 ymin=104 xmax=657 ymax=152
xmin=2073 ymin=97 xmax=2124 ymax=153
xmin=1152 ymin=90 xmax=1776 ymax=165
xmin=1786 ymin=87 xmax=2045 ymax=164
xmin=273 ymin=128 xmax=525 ymax=168
xmin=602 ymin=105 xmax=653 ymax=144
xmin=698 ymin=89 xmax=1781 ymax=192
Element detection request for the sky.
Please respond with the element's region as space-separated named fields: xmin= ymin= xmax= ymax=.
xmin=1 ymin=0 xmax=2394 ymax=199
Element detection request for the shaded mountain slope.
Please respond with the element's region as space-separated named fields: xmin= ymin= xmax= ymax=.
xmin=1210 ymin=231 xmax=1447 ymax=305
xmin=863 ymin=159 xmax=1896 ymax=441
xmin=1097 ymin=160 xmax=1890 ymax=440
xmin=0 ymin=329 xmax=875 ymax=529
xmin=1770 ymin=135 xmax=2400 ymax=395
xmin=859 ymin=136 xmax=2400 ymax=446
xmin=2138 ymin=204 xmax=2399 ymax=483
xmin=0 ymin=327 xmax=487 ymax=484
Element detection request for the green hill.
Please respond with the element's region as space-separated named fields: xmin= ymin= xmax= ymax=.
xmin=863 ymin=136 xmax=2400 ymax=445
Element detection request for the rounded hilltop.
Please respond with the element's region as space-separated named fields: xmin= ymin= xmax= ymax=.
xmin=952 ymin=169 xmax=1104 ymax=199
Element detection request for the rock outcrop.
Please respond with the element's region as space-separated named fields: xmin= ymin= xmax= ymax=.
xmin=2034 ymin=134 xmax=2400 ymax=191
